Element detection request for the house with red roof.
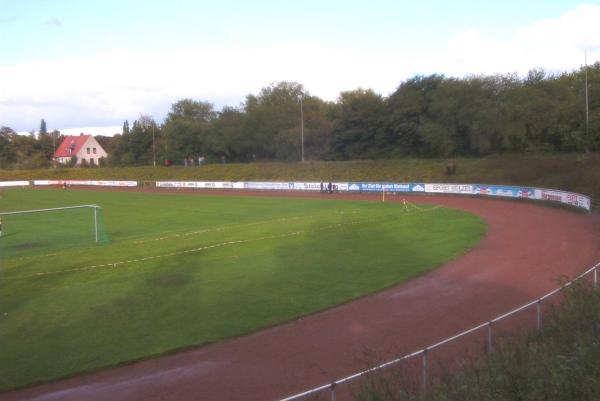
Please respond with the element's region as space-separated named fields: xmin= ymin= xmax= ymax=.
xmin=53 ymin=134 xmax=108 ymax=166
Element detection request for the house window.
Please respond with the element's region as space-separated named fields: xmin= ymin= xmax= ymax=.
xmin=93 ymin=148 xmax=97 ymax=154
xmin=90 ymin=158 xmax=95 ymax=165
xmin=87 ymin=148 xmax=90 ymax=154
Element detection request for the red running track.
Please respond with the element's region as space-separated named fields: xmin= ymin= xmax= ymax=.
xmin=2 ymin=192 xmax=599 ymax=401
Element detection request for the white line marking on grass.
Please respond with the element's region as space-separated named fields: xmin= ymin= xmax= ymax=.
xmin=131 ymin=214 xmax=332 ymax=245
xmin=8 ymin=221 xmax=363 ymax=280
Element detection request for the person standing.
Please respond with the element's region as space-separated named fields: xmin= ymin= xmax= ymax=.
xmin=0 ymin=216 xmax=3 ymax=237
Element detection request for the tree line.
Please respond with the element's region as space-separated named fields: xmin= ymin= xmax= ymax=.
xmin=1 ymin=65 xmax=599 ymax=169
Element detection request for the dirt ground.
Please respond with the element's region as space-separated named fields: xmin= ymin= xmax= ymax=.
xmin=2 ymin=187 xmax=599 ymax=401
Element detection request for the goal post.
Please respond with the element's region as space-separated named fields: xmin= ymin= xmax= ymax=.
xmin=0 ymin=204 xmax=108 ymax=258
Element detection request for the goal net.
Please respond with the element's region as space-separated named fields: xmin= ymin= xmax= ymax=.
xmin=0 ymin=205 xmax=108 ymax=259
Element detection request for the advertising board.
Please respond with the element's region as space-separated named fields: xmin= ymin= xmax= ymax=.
xmin=0 ymin=181 xmax=29 ymax=187
xmin=351 ymin=182 xmax=412 ymax=192
xmin=291 ymin=182 xmax=322 ymax=191
xmin=474 ymin=185 xmax=535 ymax=198
xmin=410 ymin=183 xmax=426 ymax=192
xmin=243 ymin=182 xmax=294 ymax=190
xmin=535 ymin=188 xmax=591 ymax=211
xmin=33 ymin=180 xmax=137 ymax=187
xmin=425 ymin=183 xmax=475 ymax=194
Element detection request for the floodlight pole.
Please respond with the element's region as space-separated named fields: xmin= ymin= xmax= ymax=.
xmin=94 ymin=206 xmax=98 ymax=243
xmin=585 ymin=50 xmax=589 ymax=153
xmin=152 ymin=123 xmax=156 ymax=167
xmin=52 ymin=130 xmax=56 ymax=168
xmin=300 ymin=95 xmax=305 ymax=162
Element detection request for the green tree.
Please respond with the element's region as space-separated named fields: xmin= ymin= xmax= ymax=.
xmin=329 ymin=88 xmax=386 ymax=159
xmin=163 ymin=99 xmax=217 ymax=163
xmin=39 ymin=119 xmax=47 ymax=135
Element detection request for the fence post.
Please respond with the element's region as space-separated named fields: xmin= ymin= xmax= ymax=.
xmin=536 ymin=299 xmax=542 ymax=330
xmin=594 ymin=268 xmax=597 ymax=289
xmin=422 ymin=349 xmax=428 ymax=393
xmin=487 ymin=321 xmax=493 ymax=353
xmin=330 ymin=382 xmax=336 ymax=401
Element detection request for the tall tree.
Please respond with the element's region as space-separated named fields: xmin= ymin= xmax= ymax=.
xmin=39 ymin=119 xmax=47 ymax=135
xmin=163 ymin=99 xmax=217 ymax=163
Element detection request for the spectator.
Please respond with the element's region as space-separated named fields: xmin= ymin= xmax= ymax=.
xmin=446 ymin=160 xmax=456 ymax=176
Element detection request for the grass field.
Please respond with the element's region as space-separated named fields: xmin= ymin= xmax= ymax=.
xmin=0 ymin=188 xmax=486 ymax=391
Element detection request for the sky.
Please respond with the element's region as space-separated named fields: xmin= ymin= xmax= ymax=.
xmin=1 ymin=0 xmax=600 ymax=136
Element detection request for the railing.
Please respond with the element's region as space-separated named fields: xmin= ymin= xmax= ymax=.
xmin=277 ymin=261 xmax=600 ymax=401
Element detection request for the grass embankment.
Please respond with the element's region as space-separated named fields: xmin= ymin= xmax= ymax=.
xmin=0 ymin=189 xmax=485 ymax=391
xmin=0 ymin=153 xmax=599 ymax=205
xmin=358 ymin=282 xmax=600 ymax=401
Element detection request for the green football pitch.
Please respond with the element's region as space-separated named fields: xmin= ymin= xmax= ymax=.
xmin=0 ymin=188 xmax=486 ymax=391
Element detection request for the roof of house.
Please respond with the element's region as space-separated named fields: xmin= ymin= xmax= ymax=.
xmin=53 ymin=135 xmax=92 ymax=158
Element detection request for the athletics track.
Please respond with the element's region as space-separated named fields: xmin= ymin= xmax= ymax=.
xmin=2 ymin=189 xmax=599 ymax=401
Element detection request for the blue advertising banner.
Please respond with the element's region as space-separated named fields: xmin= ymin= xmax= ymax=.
xmin=474 ymin=185 xmax=535 ymax=199
xmin=351 ymin=182 xmax=412 ymax=192
xmin=410 ymin=183 xmax=426 ymax=192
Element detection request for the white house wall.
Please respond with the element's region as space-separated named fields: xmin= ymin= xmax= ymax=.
xmin=75 ymin=137 xmax=108 ymax=165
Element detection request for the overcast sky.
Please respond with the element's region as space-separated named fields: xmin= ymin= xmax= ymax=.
xmin=1 ymin=0 xmax=600 ymax=136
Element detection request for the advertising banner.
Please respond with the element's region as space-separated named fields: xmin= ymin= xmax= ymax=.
xmin=535 ymin=188 xmax=591 ymax=211
xmin=243 ymin=182 xmax=294 ymax=190
xmin=351 ymin=182 xmax=412 ymax=193
xmin=334 ymin=182 xmax=350 ymax=192
xmin=33 ymin=180 xmax=137 ymax=187
xmin=0 ymin=181 xmax=29 ymax=187
xmin=474 ymin=185 xmax=535 ymax=198
xmin=29 ymin=179 xmax=592 ymax=211
xmin=410 ymin=183 xmax=426 ymax=192
xmin=291 ymin=182 xmax=322 ymax=191
xmin=425 ymin=183 xmax=475 ymax=194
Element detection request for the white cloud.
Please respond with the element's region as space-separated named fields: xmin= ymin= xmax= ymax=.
xmin=444 ymin=3 xmax=600 ymax=76
xmin=1 ymin=3 xmax=600 ymax=133
xmin=58 ymin=126 xmax=123 ymax=136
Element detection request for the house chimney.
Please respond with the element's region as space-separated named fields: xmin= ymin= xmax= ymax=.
xmin=80 ymin=133 xmax=84 ymax=136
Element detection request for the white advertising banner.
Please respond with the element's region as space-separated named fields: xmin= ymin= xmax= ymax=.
xmin=292 ymin=182 xmax=322 ymax=191
xmin=425 ymin=183 xmax=475 ymax=194
xmin=155 ymin=181 xmax=245 ymax=189
xmin=33 ymin=180 xmax=137 ymax=187
xmin=535 ymin=188 xmax=591 ymax=211
xmin=0 ymin=181 xmax=29 ymax=187
xmin=243 ymin=182 xmax=294 ymax=190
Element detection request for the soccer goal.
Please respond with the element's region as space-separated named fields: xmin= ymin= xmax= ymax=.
xmin=0 ymin=204 xmax=108 ymax=258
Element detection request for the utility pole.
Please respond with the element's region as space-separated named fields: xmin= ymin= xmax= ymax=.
xmin=585 ymin=50 xmax=589 ymax=153
xmin=152 ymin=122 xmax=156 ymax=167
xmin=52 ymin=130 xmax=56 ymax=168
xmin=300 ymin=95 xmax=305 ymax=162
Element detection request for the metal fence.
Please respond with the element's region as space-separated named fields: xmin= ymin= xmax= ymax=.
xmin=277 ymin=260 xmax=600 ymax=401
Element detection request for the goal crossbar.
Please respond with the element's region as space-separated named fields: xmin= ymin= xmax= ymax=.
xmin=0 ymin=205 xmax=102 ymax=243
xmin=0 ymin=204 xmax=100 ymax=216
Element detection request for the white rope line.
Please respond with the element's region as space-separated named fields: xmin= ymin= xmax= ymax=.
xmin=1 ymin=212 xmax=365 ymax=262
xmin=401 ymin=198 xmax=441 ymax=214
xmin=1 ymin=205 xmax=434 ymax=266
xmin=5 ymin=221 xmax=363 ymax=280
xmin=132 ymin=214 xmax=331 ymax=245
